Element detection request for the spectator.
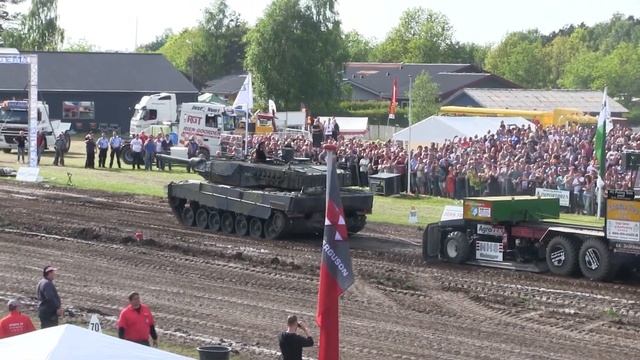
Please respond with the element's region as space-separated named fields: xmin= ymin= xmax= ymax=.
xmin=15 ymin=130 xmax=27 ymax=164
xmin=331 ymin=117 xmax=339 ymax=141
xmin=0 ymin=299 xmax=35 ymax=339
xmin=160 ymin=134 xmax=172 ymax=171
xmin=53 ymin=134 xmax=66 ymax=166
xmin=109 ymin=131 xmax=123 ymax=169
xmin=36 ymin=130 xmax=45 ymax=165
xmin=186 ymin=137 xmax=199 ymax=173
xmin=143 ymin=137 xmax=156 ymax=171
xmin=117 ymin=292 xmax=158 ymax=347
xmin=130 ymin=134 xmax=143 ymax=170
xmin=84 ymin=134 xmax=96 ymax=169
xmin=37 ymin=265 xmax=62 ymax=329
xmin=97 ymin=132 xmax=109 ymax=168
xmin=154 ymin=134 xmax=164 ymax=170
xmin=278 ymin=315 xmax=313 ymax=360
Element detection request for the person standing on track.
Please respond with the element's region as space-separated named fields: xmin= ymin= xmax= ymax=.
xmin=117 ymin=292 xmax=158 ymax=347
xmin=36 ymin=266 xmax=62 ymax=329
xmin=0 ymin=299 xmax=35 ymax=339
xmin=278 ymin=315 xmax=313 ymax=360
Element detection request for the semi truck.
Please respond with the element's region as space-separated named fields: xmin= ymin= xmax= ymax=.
xmin=423 ymin=153 xmax=640 ymax=281
xmin=0 ymin=100 xmax=71 ymax=153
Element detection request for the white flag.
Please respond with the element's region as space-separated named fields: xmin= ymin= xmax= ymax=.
xmin=268 ymin=99 xmax=277 ymax=116
xmin=233 ymin=73 xmax=253 ymax=112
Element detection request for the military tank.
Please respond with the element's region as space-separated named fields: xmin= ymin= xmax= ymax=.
xmin=161 ymin=155 xmax=374 ymax=239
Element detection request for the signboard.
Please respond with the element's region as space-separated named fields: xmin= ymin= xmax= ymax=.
xmin=463 ymin=200 xmax=492 ymax=220
xmin=475 ymin=241 xmax=503 ymax=261
xmin=607 ymin=199 xmax=640 ymax=222
xmin=88 ymin=314 xmax=102 ymax=333
xmin=535 ymin=188 xmax=570 ymax=207
xmin=607 ymin=219 xmax=640 ymax=242
xmin=408 ymin=206 xmax=418 ymax=224
xmin=440 ymin=206 xmax=463 ymax=221
xmin=477 ymin=224 xmax=505 ymax=237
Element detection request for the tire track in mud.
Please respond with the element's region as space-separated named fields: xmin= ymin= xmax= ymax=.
xmin=2 ymin=182 xmax=640 ymax=359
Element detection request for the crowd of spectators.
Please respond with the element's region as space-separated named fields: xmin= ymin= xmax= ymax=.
xmin=244 ymin=120 xmax=638 ymax=216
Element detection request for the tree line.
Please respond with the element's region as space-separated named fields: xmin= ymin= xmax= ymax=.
xmin=1 ymin=0 xmax=639 ymax=121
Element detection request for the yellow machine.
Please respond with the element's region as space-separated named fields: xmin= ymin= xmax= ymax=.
xmin=439 ymin=106 xmax=597 ymax=127
xmin=235 ymin=112 xmax=276 ymax=136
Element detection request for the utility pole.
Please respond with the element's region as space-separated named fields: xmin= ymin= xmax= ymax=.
xmin=407 ymin=75 xmax=413 ymax=194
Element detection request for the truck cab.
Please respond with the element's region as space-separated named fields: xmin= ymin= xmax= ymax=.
xmin=0 ymin=100 xmax=71 ymax=153
xmin=176 ymin=102 xmax=241 ymax=159
xmin=129 ymin=93 xmax=177 ymax=135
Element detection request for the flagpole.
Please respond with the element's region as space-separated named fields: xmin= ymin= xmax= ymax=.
xmin=596 ymin=87 xmax=608 ymax=219
xmin=407 ymin=75 xmax=413 ymax=194
xmin=244 ymin=103 xmax=249 ymax=158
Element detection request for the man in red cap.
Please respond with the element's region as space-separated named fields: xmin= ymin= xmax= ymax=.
xmin=36 ymin=265 xmax=62 ymax=328
xmin=0 ymin=299 xmax=35 ymax=338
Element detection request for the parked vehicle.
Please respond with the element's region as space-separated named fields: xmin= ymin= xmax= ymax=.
xmin=0 ymin=100 xmax=71 ymax=153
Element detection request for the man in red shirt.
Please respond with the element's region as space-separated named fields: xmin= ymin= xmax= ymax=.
xmin=0 ymin=299 xmax=36 ymax=339
xmin=117 ymin=292 xmax=158 ymax=346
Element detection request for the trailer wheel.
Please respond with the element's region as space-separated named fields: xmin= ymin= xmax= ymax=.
xmin=249 ymin=218 xmax=263 ymax=239
xmin=443 ymin=231 xmax=471 ymax=264
xmin=208 ymin=211 xmax=221 ymax=232
xmin=221 ymin=212 xmax=235 ymax=234
xmin=579 ymin=238 xmax=614 ymax=281
xmin=181 ymin=207 xmax=195 ymax=227
xmin=2 ymin=149 xmax=10 ymax=154
xmin=235 ymin=215 xmax=249 ymax=236
xmin=265 ymin=211 xmax=287 ymax=240
xmin=546 ymin=236 xmax=579 ymax=276
xmin=195 ymin=208 xmax=209 ymax=229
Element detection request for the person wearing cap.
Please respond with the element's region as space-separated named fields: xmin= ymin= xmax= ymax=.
xmin=0 ymin=299 xmax=35 ymax=339
xmin=117 ymin=292 xmax=158 ymax=347
xmin=36 ymin=266 xmax=62 ymax=328
xmin=278 ymin=315 xmax=313 ymax=360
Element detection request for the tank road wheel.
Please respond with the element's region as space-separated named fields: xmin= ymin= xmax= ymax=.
xmin=181 ymin=207 xmax=195 ymax=227
xmin=347 ymin=215 xmax=366 ymax=235
xmin=195 ymin=208 xmax=209 ymax=229
xmin=265 ymin=211 xmax=287 ymax=240
xmin=208 ymin=211 xmax=221 ymax=232
xmin=546 ymin=236 xmax=579 ymax=276
xmin=235 ymin=215 xmax=249 ymax=236
xmin=249 ymin=218 xmax=263 ymax=239
xmin=579 ymin=238 xmax=615 ymax=281
xmin=443 ymin=231 xmax=471 ymax=264
xmin=221 ymin=212 xmax=235 ymax=234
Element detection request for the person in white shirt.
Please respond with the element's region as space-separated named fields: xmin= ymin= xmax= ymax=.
xmin=130 ymin=134 xmax=143 ymax=170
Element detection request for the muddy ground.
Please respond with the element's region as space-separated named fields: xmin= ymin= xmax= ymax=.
xmin=0 ymin=182 xmax=640 ymax=359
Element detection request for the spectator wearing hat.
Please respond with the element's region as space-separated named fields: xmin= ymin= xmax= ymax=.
xmin=37 ymin=265 xmax=62 ymax=329
xmin=117 ymin=292 xmax=158 ymax=347
xmin=0 ymin=299 xmax=35 ymax=339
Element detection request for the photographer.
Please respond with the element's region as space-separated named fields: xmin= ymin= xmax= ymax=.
xmin=278 ymin=315 xmax=313 ymax=360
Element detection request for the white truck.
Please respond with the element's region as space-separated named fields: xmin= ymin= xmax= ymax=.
xmin=129 ymin=93 xmax=177 ymax=135
xmin=0 ymin=100 xmax=71 ymax=153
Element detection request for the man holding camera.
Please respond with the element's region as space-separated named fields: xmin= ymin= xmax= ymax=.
xmin=278 ymin=315 xmax=313 ymax=360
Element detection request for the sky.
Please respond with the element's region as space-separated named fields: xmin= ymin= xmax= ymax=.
xmin=35 ymin=0 xmax=640 ymax=51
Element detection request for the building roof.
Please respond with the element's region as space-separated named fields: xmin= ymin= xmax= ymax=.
xmin=202 ymin=73 xmax=247 ymax=95
xmin=443 ymin=88 xmax=629 ymax=114
xmin=344 ymin=62 xmax=519 ymax=100
xmin=0 ymin=51 xmax=197 ymax=93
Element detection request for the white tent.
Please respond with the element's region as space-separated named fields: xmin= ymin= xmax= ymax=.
xmin=0 ymin=324 xmax=194 ymax=360
xmin=319 ymin=117 xmax=368 ymax=137
xmin=393 ymin=116 xmax=533 ymax=145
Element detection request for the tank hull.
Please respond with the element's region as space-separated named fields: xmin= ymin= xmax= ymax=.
xmin=168 ymin=180 xmax=372 ymax=238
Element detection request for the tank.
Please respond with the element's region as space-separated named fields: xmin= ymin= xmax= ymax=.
xmin=161 ymin=155 xmax=373 ymax=239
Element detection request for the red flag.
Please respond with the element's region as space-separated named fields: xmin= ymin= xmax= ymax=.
xmin=316 ymin=144 xmax=354 ymax=360
xmin=388 ymin=78 xmax=398 ymax=120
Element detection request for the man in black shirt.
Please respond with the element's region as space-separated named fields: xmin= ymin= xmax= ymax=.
xmin=36 ymin=266 xmax=62 ymax=328
xmin=278 ymin=315 xmax=313 ymax=360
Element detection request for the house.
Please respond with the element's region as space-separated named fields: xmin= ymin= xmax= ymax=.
xmin=201 ymin=73 xmax=247 ymax=103
xmin=0 ymin=51 xmax=198 ymax=132
xmin=343 ymin=62 xmax=520 ymax=104
xmin=442 ymin=88 xmax=628 ymax=117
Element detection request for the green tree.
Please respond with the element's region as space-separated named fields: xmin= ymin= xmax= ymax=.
xmin=245 ymin=0 xmax=345 ymax=111
xmin=159 ymin=28 xmax=202 ymax=83
xmin=484 ymin=30 xmax=550 ymax=88
xmin=3 ymin=0 xmax=64 ymax=50
xmin=137 ymin=28 xmax=173 ymax=52
xmin=543 ymin=29 xmax=588 ymax=87
xmin=446 ymin=41 xmax=491 ymax=67
xmin=199 ymin=0 xmax=248 ymax=77
xmin=408 ymin=72 xmax=439 ymax=123
xmin=63 ymin=38 xmax=96 ymax=52
xmin=343 ymin=30 xmax=373 ymax=62
xmin=372 ymin=7 xmax=454 ymax=63
xmin=0 ymin=0 xmax=24 ymax=38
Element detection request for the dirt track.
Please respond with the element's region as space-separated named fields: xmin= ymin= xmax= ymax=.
xmin=1 ymin=182 xmax=640 ymax=359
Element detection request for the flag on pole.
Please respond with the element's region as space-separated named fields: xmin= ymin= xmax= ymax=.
xmin=316 ymin=144 xmax=354 ymax=360
xmin=388 ymin=78 xmax=398 ymax=120
xmin=594 ymin=88 xmax=611 ymax=181
xmin=233 ymin=73 xmax=253 ymax=112
xmin=268 ymin=99 xmax=277 ymax=116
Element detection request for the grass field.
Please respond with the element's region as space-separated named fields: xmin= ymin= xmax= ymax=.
xmin=0 ymin=138 xmax=604 ymax=227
